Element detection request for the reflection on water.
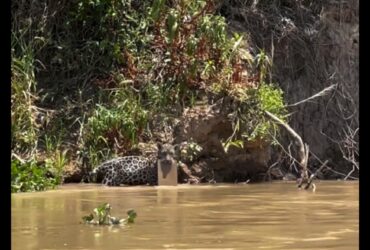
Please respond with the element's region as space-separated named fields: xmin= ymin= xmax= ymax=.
xmin=12 ymin=182 xmax=358 ymax=250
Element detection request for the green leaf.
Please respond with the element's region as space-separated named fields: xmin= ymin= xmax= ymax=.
xmin=222 ymin=140 xmax=244 ymax=153
xmin=150 ymin=0 xmax=166 ymax=22
xmin=167 ymin=11 xmax=179 ymax=44
xmin=127 ymin=209 xmax=137 ymax=223
xmin=230 ymin=35 xmax=243 ymax=58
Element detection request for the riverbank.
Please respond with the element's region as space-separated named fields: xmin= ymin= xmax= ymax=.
xmin=11 ymin=0 xmax=358 ymax=192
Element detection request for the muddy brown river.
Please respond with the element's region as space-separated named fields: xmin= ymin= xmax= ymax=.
xmin=11 ymin=181 xmax=358 ymax=250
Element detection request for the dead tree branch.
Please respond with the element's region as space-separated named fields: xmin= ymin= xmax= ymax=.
xmin=320 ymin=124 xmax=359 ymax=179
xmin=287 ymin=83 xmax=338 ymax=107
xmin=310 ymin=151 xmax=358 ymax=180
xmin=265 ymin=111 xmax=309 ymax=186
xmin=304 ymin=160 xmax=328 ymax=190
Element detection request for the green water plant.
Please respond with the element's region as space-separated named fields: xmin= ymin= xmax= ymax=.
xmin=82 ymin=203 xmax=137 ymax=226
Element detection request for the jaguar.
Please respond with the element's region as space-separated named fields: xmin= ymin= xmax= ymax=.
xmin=89 ymin=143 xmax=177 ymax=186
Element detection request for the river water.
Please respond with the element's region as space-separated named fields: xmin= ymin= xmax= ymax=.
xmin=11 ymin=181 xmax=358 ymax=250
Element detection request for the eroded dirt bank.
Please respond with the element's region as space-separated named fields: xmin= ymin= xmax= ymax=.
xmin=218 ymin=0 xmax=358 ymax=179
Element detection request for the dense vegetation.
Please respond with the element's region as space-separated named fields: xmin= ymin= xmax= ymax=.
xmin=11 ymin=0 xmax=286 ymax=192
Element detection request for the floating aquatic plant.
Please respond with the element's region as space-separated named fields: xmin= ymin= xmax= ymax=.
xmin=82 ymin=203 xmax=137 ymax=226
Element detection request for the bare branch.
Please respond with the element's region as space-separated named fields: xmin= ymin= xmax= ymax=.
xmin=304 ymin=160 xmax=328 ymax=190
xmin=309 ymin=150 xmax=358 ymax=180
xmin=287 ymin=84 xmax=338 ymax=107
xmin=265 ymin=110 xmax=309 ymax=184
xmin=11 ymin=152 xmax=26 ymax=164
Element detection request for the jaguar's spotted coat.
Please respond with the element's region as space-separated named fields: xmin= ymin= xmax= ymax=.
xmin=90 ymin=143 xmax=177 ymax=186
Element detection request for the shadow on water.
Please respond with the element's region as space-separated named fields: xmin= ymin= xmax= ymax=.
xmin=11 ymin=181 xmax=358 ymax=250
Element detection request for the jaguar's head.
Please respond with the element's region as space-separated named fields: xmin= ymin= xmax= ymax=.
xmin=157 ymin=143 xmax=178 ymax=179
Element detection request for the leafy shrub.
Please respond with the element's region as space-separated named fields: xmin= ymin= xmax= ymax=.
xmin=258 ymin=83 xmax=286 ymax=115
xmin=83 ymin=92 xmax=148 ymax=164
xmin=11 ymin=159 xmax=58 ymax=192
xmin=67 ymin=0 xmax=152 ymax=72
xmin=11 ymin=32 xmax=39 ymax=155
xmin=221 ymin=82 xmax=287 ymax=151
xmin=146 ymin=0 xmax=247 ymax=93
